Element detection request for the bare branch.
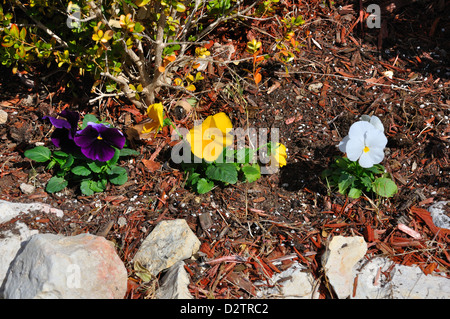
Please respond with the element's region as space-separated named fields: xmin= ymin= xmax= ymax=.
xmin=137 ymin=32 xmax=210 ymax=48
xmin=87 ymin=1 xmax=111 ymax=29
xmin=100 ymin=71 xmax=146 ymax=109
xmin=159 ymin=83 xmax=198 ymax=99
xmin=88 ymin=92 xmax=124 ymax=105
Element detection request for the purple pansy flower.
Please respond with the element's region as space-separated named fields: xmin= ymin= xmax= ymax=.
xmin=42 ymin=110 xmax=80 ymax=153
xmin=74 ymin=122 xmax=126 ymax=162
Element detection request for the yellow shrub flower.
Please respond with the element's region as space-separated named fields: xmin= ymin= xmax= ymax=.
xmin=186 ymin=112 xmax=233 ymax=162
xmin=142 ymin=103 xmax=164 ymax=134
xmin=270 ymin=143 xmax=287 ymax=167
xmin=195 ymin=47 xmax=211 ymax=59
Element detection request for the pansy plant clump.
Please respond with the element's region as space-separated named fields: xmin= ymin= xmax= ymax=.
xmin=142 ymin=105 xmax=287 ymax=194
xmin=322 ymin=115 xmax=397 ymax=199
xmin=179 ymin=112 xmax=287 ymax=194
xmin=25 ymin=110 xmax=139 ymax=195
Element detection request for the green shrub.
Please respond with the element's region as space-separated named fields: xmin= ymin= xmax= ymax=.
xmin=0 ymin=0 xmax=276 ymax=109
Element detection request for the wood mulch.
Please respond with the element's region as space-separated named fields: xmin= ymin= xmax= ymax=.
xmin=0 ymin=0 xmax=448 ymax=298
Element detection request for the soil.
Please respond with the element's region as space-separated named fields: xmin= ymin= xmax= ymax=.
xmin=0 ymin=0 xmax=449 ymax=299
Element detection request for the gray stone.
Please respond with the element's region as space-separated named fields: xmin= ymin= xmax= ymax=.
xmin=19 ymin=183 xmax=35 ymax=194
xmin=156 ymin=261 xmax=193 ymax=299
xmin=255 ymin=262 xmax=319 ymax=299
xmin=322 ymin=235 xmax=367 ymax=299
xmin=0 ymin=200 xmax=64 ymax=296
xmin=428 ymin=201 xmax=450 ymax=230
xmin=0 ymin=222 xmax=38 ymax=296
xmin=2 ymin=233 xmax=127 ymax=299
xmin=133 ymin=219 xmax=200 ymax=279
xmin=353 ymin=257 xmax=450 ymax=299
xmin=0 ymin=200 xmax=64 ymax=224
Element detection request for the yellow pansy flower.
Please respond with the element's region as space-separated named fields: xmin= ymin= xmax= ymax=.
xmin=270 ymin=143 xmax=287 ymax=167
xmin=142 ymin=103 xmax=164 ymax=134
xmin=186 ymin=112 xmax=233 ymax=162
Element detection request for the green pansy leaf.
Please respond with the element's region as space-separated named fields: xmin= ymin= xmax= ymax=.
xmin=365 ymin=164 xmax=385 ymax=175
xmin=46 ymin=159 xmax=57 ymax=170
xmin=372 ymin=177 xmax=398 ymax=198
xmin=120 ymin=148 xmax=141 ymax=156
xmin=120 ymin=148 xmax=140 ymax=157
xmin=46 ymin=176 xmax=68 ymax=193
xmin=241 ymin=163 xmax=261 ymax=183
xmin=80 ymin=180 xmax=94 ymax=196
xmin=82 ymin=114 xmax=99 ymax=129
xmin=87 ymin=161 xmax=104 ymax=173
xmin=334 ymin=156 xmax=351 ymax=169
xmin=107 ymin=148 xmax=120 ymax=166
xmin=197 ymin=178 xmax=214 ymax=194
xmin=24 ymin=146 xmax=51 ymax=162
xmin=90 ymin=179 xmax=106 ymax=192
xmin=348 ymin=188 xmax=362 ymax=199
xmin=321 ymin=168 xmax=334 ymax=179
xmin=61 ymin=154 xmax=74 ymax=170
xmin=108 ymin=165 xmax=127 ymax=185
xmin=359 ymin=176 xmax=373 ymax=190
xmin=206 ymin=163 xmax=238 ymax=184
xmin=236 ymin=147 xmax=256 ymax=164
xmin=338 ymin=172 xmax=355 ymax=194
xmin=186 ymin=172 xmax=200 ymax=186
xmin=71 ymin=165 xmax=92 ymax=176
xmin=52 ymin=152 xmax=68 ymax=166
xmin=53 ymin=150 xmax=69 ymax=158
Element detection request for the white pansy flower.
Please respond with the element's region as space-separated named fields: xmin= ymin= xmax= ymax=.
xmin=360 ymin=115 xmax=384 ymax=132
xmin=339 ymin=115 xmax=384 ymax=153
xmin=339 ymin=121 xmax=387 ymax=168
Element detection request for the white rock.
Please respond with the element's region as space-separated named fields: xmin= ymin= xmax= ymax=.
xmin=352 ymin=257 xmax=393 ymax=299
xmin=2 ymin=233 xmax=127 ymax=299
xmin=20 ymin=183 xmax=35 ymax=194
xmin=194 ymin=60 xmax=208 ymax=71
xmin=428 ymin=201 xmax=450 ymax=230
xmin=0 ymin=200 xmax=64 ymax=224
xmin=156 ymin=261 xmax=193 ymax=299
xmin=308 ymin=82 xmax=323 ymax=93
xmin=133 ymin=219 xmax=200 ymax=278
xmin=353 ymin=257 xmax=450 ymax=299
xmin=390 ymin=264 xmax=450 ymax=299
xmin=117 ymin=216 xmax=127 ymax=227
xmin=256 ymin=262 xmax=319 ymax=299
xmin=0 ymin=109 xmax=7 ymax=124
xmin=0 ymin=222 xmax=38 ymax=295
xmin=322 ymin=235 xmax=367 ymax=299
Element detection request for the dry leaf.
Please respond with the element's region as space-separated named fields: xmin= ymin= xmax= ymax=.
xmin=254 ymin=72 xmax=262 ymax=84
xmin=175 ymin=99 xmax=193 ymax=114
xmin=141 ymin=158 xmax=161 ymax=172
xmin=267 ymin=81 xmax=280 ymax=94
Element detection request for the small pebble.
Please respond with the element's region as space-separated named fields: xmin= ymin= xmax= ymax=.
xmin=20 ymin=183 xmax=35 ymax=194
xmin=117 ymin=216 xmax=127 ymax=227
xmin=0 ymin=109 xmax=7 ymax=124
